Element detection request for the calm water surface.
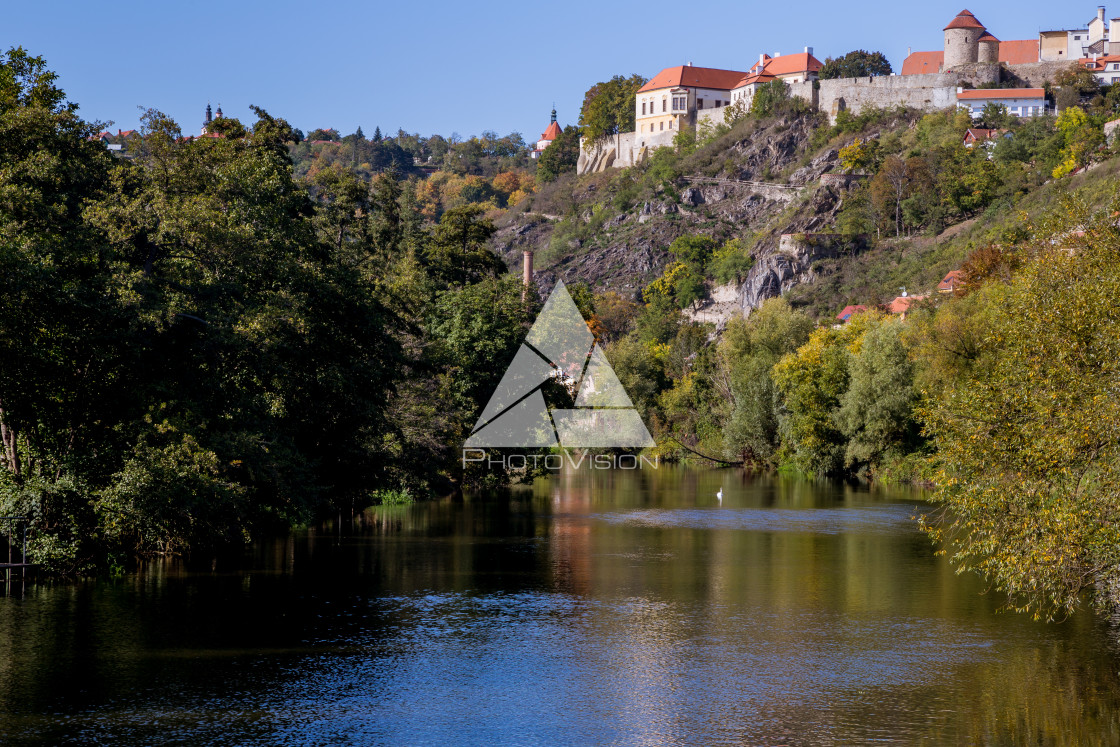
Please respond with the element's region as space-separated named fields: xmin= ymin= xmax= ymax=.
xmin=2 ymin=467 xmax=1120 ymax=745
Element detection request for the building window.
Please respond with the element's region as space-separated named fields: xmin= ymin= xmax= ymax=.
xmin=662 ymin=99 xmax=666 ymax=112
xmin=697 ymin=99 xmax=703 ymax=109
xmin=659 ymin=122 xmax=663 ymax=131
xmin=669 ymin=120 xmax=673 ymax=129
xmin=1075 ymin=35 xmax=1081 ymax=40
xmin=1113 ymin=63 xmax=1119 ymax=69
xmin=641 ymin=102 xmax=646 ymax=115
xmin=1113 ymin=76 xmax=1120 ymax=82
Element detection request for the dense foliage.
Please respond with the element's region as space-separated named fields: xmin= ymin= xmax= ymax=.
xmin=579 ymin=74 xmax=647 ymax=144
xmin=0 ymin=49 xmax=530 ymax=572
xmin=819 ymin=50 xmax=893 ymax=80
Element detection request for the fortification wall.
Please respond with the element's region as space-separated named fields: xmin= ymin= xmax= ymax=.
xmin=696 ymin=108 xmax=724 ymax=131
xmin=1002 ymin=60 xmax=1077 ymax=87
xmin=577 ymin=129 xmax=676 ymax=174
xmin=818 ymin=74 xmax=958 ymax=122
xmin=789 ymin=80 xmax=818 ymax=109
xmin=577 ymin=59 xmax=1078 ymax=174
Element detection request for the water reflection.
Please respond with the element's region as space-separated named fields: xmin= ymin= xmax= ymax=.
xmin=0 ymin=467 xmax=1118 ymax=745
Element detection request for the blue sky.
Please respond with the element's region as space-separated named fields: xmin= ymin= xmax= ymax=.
xmin=6 ymin=1 xmax=1095 ymax=141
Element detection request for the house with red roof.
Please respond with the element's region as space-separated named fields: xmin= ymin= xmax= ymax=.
xmin=1080 ymin=53 xmax=1120 ymax=85
xmin=531 ymin=108 xmax=563 ymax=159
xmin=937 ymin=271 xmax=966 ymax=294
xmin=835 ymin=305 xmax=868 ymax=323
xmin=730 ymin=49 xmax=823 ymax=110
xmin=635 ymin=64 xmax=746 ymax=137
xmin=963 ymin=128 xmax=999 ymax=146
xmin=958 ymin=88 xmax=1048 ymax=119
xmin=886 ymin=294 xmax=928 ymax=321
xmin=635 ymin=50 xmax=822 ymax=138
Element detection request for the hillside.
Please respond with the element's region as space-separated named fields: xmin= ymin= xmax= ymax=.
xmin=491 ymin=100 xmax=1119 ymax=325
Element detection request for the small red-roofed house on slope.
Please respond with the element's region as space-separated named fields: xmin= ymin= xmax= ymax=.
xmin=836 ymin=304 xmax=869 ymax=323
xmin=937 ymin=271 xmax=966 ymax=294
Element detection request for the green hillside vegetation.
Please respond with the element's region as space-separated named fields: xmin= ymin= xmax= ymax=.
xmin=4 ymin=47 xmax=1120 ymax=622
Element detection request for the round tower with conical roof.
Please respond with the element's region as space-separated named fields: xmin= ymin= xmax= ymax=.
xmin=943 ymin=9 xmax=985 ymax=70
xmin=977 ymin=31 xmax=1000 ymax=63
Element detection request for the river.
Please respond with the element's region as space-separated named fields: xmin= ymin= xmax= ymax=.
xmin=1 ymin=467 xmax=1119 ymax=745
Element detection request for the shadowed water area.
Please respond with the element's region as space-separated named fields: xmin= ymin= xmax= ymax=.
xmin=1 ymin=467 xmax=1119 ymax=745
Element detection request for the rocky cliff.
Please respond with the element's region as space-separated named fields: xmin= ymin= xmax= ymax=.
xmin=493 ymin=112 xmax=863 ymax=317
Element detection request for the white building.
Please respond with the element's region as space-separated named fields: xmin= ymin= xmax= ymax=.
xmin=957 ymin=88 xmax=1048 ymax=118
xmin=531 ymin=109 xmax=562 ymax=159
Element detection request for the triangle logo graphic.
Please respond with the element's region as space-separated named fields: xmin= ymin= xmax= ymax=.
xmin=465 ymin=281 xmax=656 ymax=448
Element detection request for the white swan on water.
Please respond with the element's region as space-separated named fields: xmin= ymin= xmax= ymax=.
xmin=716 ymin=488 xmax=723 ymax=504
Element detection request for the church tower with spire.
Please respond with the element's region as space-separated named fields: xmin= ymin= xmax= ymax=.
xmin=202 ymin=103 xmax=213 ymax=135
xmin=532 ymin=107 xmax=563 ymax=158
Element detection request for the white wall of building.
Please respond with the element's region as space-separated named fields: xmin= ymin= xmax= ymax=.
xmin=959 ymin=96 xmax=1048 ymax=118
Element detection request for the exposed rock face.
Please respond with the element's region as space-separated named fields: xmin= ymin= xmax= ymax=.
xmin=738 ymin=228 xmax=866 ymax=315
xmin=493 ymin=113 xmax=866 ymax=309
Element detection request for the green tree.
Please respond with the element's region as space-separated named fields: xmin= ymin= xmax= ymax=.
xmin=422 ymin=204 xmax=505 ymax=287
xmin=579 ymin=74 xmax=647 ymax=144
xmin=750 ymin=80 xmax=793 ymax=117
xmin=922 ymin=194 xmax=1120 ymax=621
xmin=720 ymin=298 xmax=814 ymax=464
xmin=819 ymin=50 xmax=893 ymax=79
xmin=978 ymin=102 xmax=1010 ymax=129
xmin=536 ymin=125 xmax=581 ymax=182
xmin=835 ymin=318 xmax=919 ymax=470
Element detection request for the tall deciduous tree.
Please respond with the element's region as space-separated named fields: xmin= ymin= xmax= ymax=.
xmin=579 ymin=74 xmax=647 ymax=144
xmin=922 ymin=194 xmax=1120 ymax=621
xmin=536 ymin=125 xmax=581 ymax=182
xmin=819 ymin=50 xmax=893 ymax=79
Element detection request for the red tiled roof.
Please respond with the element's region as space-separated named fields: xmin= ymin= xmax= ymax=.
xmin=638 ymin=65 xmax=747 ymax=93
xmin=957 ymin=87 xmax=1045 ymax=100
xmin=901 ymin=39 xmax=1039 ymax=75
xmin=887 ymin=295 xmax=928 ymax=313
xmin=937 ymin=270 xmax=965 ymax=291
xmin=944 ymin=9 xmax=985 ymax=31
xmin=999 ymin=39 xmax=1040 ymax=64
xmin=836 ymin=304 xmax=868 ymax=321
xmin=539 ymin=121 xmax=562 ymax=141
xmin=901 ymin=51 xmax=943 ymax=75
xmin=964 ymin=128 xmax=997 ymax=142
xmin=978 ymin=32 xmax=1000 ymax=43
xmin=1081 ymin=54 xmax=1120 ymax=70
xmin=733 ymin=72 xmax=777 ymax=87
xmin=759 ymin=52 xmax=823 ymax=77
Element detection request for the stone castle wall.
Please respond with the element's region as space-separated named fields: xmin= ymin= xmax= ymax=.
xmin=577 ymin=60 xmax=1079 ymax=172
xmin=577 ymin=129 xmax=677 ymax=174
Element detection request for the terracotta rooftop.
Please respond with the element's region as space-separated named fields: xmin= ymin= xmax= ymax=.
xmin=999 ymin=39 xmax=1040 ymax=65
xmin=957 ymin=87 xmax=1045 ymax=100
xmin=901 ymin=40 xmax=1039 ymax=74
xmin=758 ymin=51 xmax=823 ymax=77
xmin=638 ymin=65 xmax=748 ymax=93
xmin=901 ymin=51 xmax=943 ymax=75
xmin=539 ymin=121 xmax=562 ymax=141
xmin=937 ymin=270 xmax=966 ymax=292
xmin=978 ymin=32 xmax=1000 ymax=43
xmin=1081 ymin=54 xmax=1120 ymax=70
xmin=944 ymin=9 xmax=986 ymax=31
xmin=836 ymin=304 xmax=868 ymax=322
xmin=887 ymin=295 xmax=928 ymax=314
xmin=734 ymin=72 xmax=778 ymax=87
